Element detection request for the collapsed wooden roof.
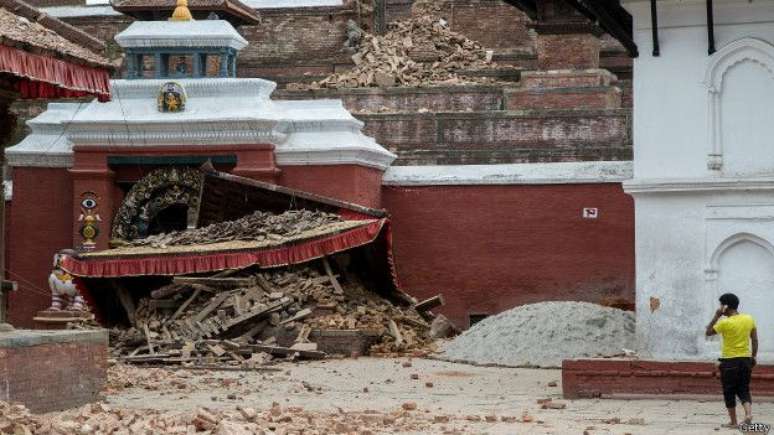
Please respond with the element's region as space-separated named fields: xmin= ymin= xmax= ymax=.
xmin=112 ymin=0 xmax=261 ymax=26
xmin=0 ymin=0 xmax=112 ymax=68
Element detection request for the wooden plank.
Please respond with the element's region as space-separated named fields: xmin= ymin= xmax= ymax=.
xmin=192 ymin=292 xmax=231 ymax=322
xmin=241 ymin=344 xmax=326 ymax=360
xmin=239 ymin=320 xmax=267 ymax=341
xmin=397 ymin=315 xmax=430 ymax=329
xmin=388 ymin=319 xmax=403 ymax=347
xmin=143 ymin=322 xmax=156 ymax=355
xmin=254 ymin=274 xmax=274 ymax=293
xmin=149 ymin=299 xmax=178 ymax=310
xmin=114 ymin=285 xmax=137 ymax=326
xmin=151 ymin=283 xmax=187 ymax=300
xmin=169 ymin=288 xmax=203 ymax=322
xmin=221 ymin=297 xmax=292 ymax=331
xmin=173 ymin=276 xmax=256 ymax=288
xmin=279 ymin=308 xmax=313 ymax=326
xmin=413 ymin=294 xmax=445 ymax=313
xmin=322 ymin=257 xmax=344 ymax=295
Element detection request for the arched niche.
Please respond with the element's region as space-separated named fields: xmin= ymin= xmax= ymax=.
xmin=111 ymin=167 xmax=204 ymax=242
xmin=704 ymin=233 xmax=774 ymax=355
xmin=704 ymin=38 xmax=774 ymax=173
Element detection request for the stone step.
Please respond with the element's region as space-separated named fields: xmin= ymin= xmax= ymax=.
xmin=274 ymin=85 xmax=506 ymax=114
xmin=357 ymin=109 xmax=632 ymax=165
xmin=389 ymin=147 xmax=632 ymax=166
xmin=504 ymin=86 xmax=622 ymax=110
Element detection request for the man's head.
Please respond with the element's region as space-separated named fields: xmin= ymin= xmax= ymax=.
xmin=719 ymin=293 xmax=740 ymax=310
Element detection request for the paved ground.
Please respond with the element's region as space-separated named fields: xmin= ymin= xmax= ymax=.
xmin=106 ymin=357 xmax=774 ymax=434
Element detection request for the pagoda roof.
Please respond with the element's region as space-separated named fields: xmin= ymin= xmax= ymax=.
xmin=112 ymin=0 xmax=260 ymax=26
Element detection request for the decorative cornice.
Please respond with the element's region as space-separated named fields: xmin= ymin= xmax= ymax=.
xmin=275 ymin=148 xmax=395 ymax=170
xmin=110 ymin=78 xmax=275 ymax=99
xmin=624 ymin=176 xmax=774 ymax=194
xmin=67 ymin=121 xmax=287 ymax=147
xmin=6 ymin=152 xmax=73 ymax=168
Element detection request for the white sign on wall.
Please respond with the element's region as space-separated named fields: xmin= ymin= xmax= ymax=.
xmin=582 ymin=208 xmax=599 ymax=219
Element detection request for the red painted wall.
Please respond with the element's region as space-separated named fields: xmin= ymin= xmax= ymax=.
xmin=5 ymin=162 xmax=635 ymax=330
xmin=279 ymin=165 xmax=384 ymax=209
xmin=382 ymin=183 xmax=635 ymax=328
xmin=7 ymin=168 xmax=73 ymax=327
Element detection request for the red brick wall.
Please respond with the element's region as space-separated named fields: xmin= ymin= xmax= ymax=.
xmin=382 ymin=183 xmax=635 ymax=328
xmin=563 ymin=359 xmax=774 ymax=399
xmin=7 ymin=168 xmax=73 ymax=326
xmin=237 ymin=7 xmax=354 ymax=81
xmin=0 ymin=331 xmax=107 ymax=413
xmin=443 ymin=0 xmax=533 ymax=55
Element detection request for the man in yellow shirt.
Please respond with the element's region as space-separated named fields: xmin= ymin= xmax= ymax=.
xmin=705 ymin=293 xmax=759 ymax=428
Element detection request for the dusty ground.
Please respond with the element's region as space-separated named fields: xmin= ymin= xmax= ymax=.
xmin=104 ymin=357 xmax=774 ymax=434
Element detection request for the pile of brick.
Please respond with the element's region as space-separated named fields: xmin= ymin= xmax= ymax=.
xmin=3 ymin=401 xmax=453 ymax=434
xmin=111 ymin=262 xmax=438 ymax=367
xmin=126 ymin=210 xmax=343 ymax=248
xmin=0 ymin=401 xmax=39 ymax=435
xmin=289 ymin=4 xmax=495 ymax=89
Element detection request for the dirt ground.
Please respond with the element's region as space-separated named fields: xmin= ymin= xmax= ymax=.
xmin=104 ymin=357 xmax=774 ymax=434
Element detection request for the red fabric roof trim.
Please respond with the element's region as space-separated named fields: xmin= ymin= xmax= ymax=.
xmin=0 ymin=44 xmax=111 ymax=101
xmin=60 ymin=219 xmax=387 ymax=278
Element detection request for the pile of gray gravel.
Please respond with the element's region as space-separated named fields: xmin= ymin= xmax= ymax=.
xmin=440 ymin=301 xmax=635 ymax=368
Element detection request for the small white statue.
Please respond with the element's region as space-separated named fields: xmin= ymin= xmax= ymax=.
xmin=48 ymin=252 xmax=85 ymax=311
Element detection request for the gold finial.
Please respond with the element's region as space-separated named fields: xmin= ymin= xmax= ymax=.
xmin=170 ymin=0 xmax=193 ymax=21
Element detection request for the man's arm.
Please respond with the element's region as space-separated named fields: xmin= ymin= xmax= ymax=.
xmin=706 ymin=308 xmax=724 ymax=336
xmin=751 ymin=327 xmax=758 ymax=366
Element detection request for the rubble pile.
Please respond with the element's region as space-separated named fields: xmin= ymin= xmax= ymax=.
xmin=0 ymin=401 xmax=40 ymax=434
xmin=104 ymin=363 xmax=244 ymax=393
xmin=441 ymin=301 xmax=636 ymax=368
xmin=112 ymin=263 xmax=436 ymax=366
xmin=128 ymin=210 xmax=343 ymax=248
xmin=290 ymin=6 xmax=495 ymax=89
xmin=1 ymin=401 xmax=450 ymax=434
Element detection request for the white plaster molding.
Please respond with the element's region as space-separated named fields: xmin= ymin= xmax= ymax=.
xmin=4 ymin=181 xmax=11 ymax=202
xmin=624 ymin=176 xmax=774 ymax=194
xmin=67 ymin=122 xmax=287 ymax=147
xmin=7 ymin=80 xmax=394 ymax=171
xmin=703 ymin=38 xmax=774 ymax=171
xmin=5 ymin=103 xmax=84 ymax=168
xmin=383 ymin=161 xmax=633 ymax=186
xmin=706 ymin=232 xmax=774 ymax=279
xmin=115 ymin=21 xmax=248 ymax=50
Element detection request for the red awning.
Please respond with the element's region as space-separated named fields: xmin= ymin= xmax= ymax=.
xmin=61 ymin=219 xmax=388 ymax=278
xmin=0 ymin=44 xmax=111 ymax=101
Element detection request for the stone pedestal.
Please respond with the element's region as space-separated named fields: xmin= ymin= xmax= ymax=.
xmin=33 ymin=310 xmax=93 ymax=330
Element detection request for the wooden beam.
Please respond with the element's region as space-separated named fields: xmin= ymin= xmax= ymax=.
xmin=650 ymin=0 xmax=660 ymax=56
xmin=706 ymin=0 xmax=716 ymax=55
xmin=413 ymin=294 xmax=445 ymax=313
xmin=322 ymin=257 xmax=344 ymax=295
xmin=172 ymin=276 xmax=256 ymax=288
xmin=168 ymin=288 xmax=203 ymax=322
xmin=114 ymin=284 xmax=137 ymax=326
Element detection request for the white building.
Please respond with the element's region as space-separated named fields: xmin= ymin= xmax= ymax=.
xmin=623 ymin=0 xmax=774 ymax=361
